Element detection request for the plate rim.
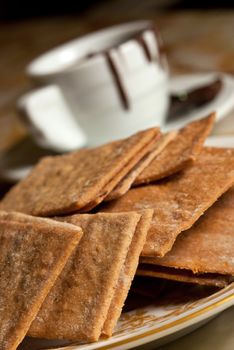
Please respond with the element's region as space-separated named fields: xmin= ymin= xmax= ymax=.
xmin=49 ymin=282 xmax=234 ymax=350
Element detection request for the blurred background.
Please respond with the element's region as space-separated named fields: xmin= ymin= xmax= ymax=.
xmin=0 ymin=0 xmax=234 ymax=193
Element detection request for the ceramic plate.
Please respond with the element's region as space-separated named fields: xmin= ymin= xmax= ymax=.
xmin=20 ymin=282 xmax=234 ymax=350
xmin=164 ymin=72 xmax=234 ymax=131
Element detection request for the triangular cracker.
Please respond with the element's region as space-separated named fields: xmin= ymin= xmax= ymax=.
xmin=0 ymin=214 xmax=82 ymax=350
xmin=141 ymin=187 xmax=234 ymax=277
xmin=0 ymin=128 xmax=159 ymax=216
xmin=102 ymin=209 xmax=153 ymax=336
xmin=28 ymin=212 xmax=141 ymax=342
xmin=137 ymin=264 xmax=232 ymax=288
xmin=102 ymin=147 xmax=234 ymax=257
xmin=105 ymin=132 xmax=176 ymax=201
xmin=134 ymin=113 xmax=215 ymax=185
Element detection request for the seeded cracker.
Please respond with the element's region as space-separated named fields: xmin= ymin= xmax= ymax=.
xmin=0 ymin=214 xmax=82 ymax=350
xmin=0 ymin=128 xmax=159 ymax=216
xmin=134 ymin=113 xmax=215 ymax=185
xmin=102 ymin=148 xmax=234 ymax=257
xmin=28 ymin=212 xmax=141 ymax=342
xmin=105 ymin=132 xmax=176 ymax=201
xmin=102 ymin=209 xmax=153 ymax=336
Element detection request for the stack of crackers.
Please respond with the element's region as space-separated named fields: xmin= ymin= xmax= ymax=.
xmin=1 ymin=112 xmax=234 ymax=350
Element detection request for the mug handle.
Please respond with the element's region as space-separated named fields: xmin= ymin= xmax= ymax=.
xmin=18 ymin=85 xmax=87 ymax=152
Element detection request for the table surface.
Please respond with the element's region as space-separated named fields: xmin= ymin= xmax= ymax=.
xmin=0 ymin=3 xmax=234 ymax=349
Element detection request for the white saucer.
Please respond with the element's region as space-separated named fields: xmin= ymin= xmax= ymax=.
xmin=1 ymin=72 xmax=234 ymax=183
xmin=164 ymin=72 xmax=234 ymax=131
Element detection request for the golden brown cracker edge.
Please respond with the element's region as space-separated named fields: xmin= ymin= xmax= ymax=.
xmin=137 ymin=264 xmax=232 ymax=288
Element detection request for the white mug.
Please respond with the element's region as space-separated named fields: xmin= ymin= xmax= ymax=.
xmin=18 ymin=20 xmax=169 ymax=152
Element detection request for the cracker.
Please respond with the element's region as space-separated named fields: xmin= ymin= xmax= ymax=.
xmin=102 ymin=209 xmax=153 ymax=336
xmin=137 ymin=264 xmax=232 ymax=288
xmin=134 ymin=113 xmax=215 ymax=185
xmin=0 ymin=216 xmax=82 ymax=350
xmin=141 ymin=187 xmax=234 ymax=276
xmin=102 ymin=147 xmax=234 ymax=257
xmin=105 ymin=132 xmax=176 ymax=201
xmin=81 ymin=131 xmax=161 ymax=211
xmin=0 ymin=128 xmax=159 ymax=216
xmin=0 ymin=210 xmax=81 ymax=231
xmin=28 ymin=212 xmax=141 ymax=342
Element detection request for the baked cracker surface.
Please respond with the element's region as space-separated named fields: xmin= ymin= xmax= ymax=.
xmin=82 ymin=130 xmax=160 ymax=211
xmin=102 ymin=209 xmax=153 ymax=336
xmin=0 ymin=215 xmax=81 ymax=350
xmin=105 ymin=132 xmax=176 ymax=201
xmin=0 ymin=128 xmax=159 ymax=216
xmin=141 ymin=187 xmax=234 ymax=276
xmin=28 ymin=212 xmax=141 ymax=342
xmin=134 ymin=113 xmax=215 ymax=185
xmin=102 ymin=147 xmax=234 ymax=257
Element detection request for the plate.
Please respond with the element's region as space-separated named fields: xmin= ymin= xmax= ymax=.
xmin=164 ymin=72 xmax=234 ymax=131
xmin=19 ymin=282 xmax=234 ymax=350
